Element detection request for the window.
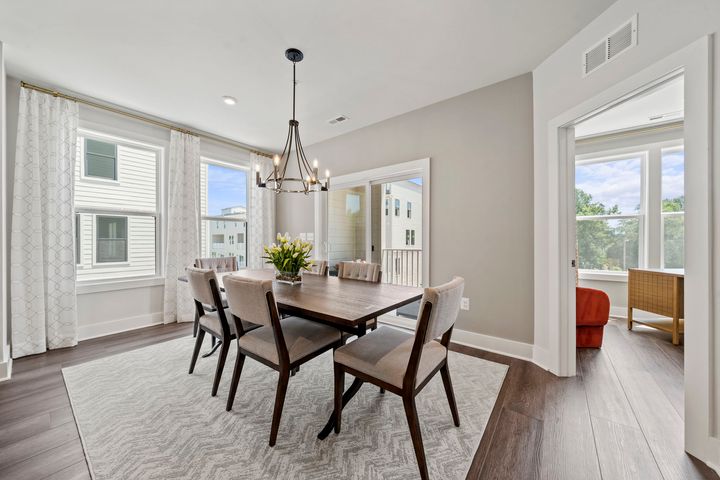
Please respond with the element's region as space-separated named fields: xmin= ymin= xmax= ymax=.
xmin=84 ymin=138 xmax=117 ymax=180
xmin=385 ymin=184 xmax=391 ymax=194
xmin=200 ymin=159 xmax=248 ymax=268
xmin=576 ymin=155 xmax=643 ymax=272
xmin=385 ymin=198 xmax=389 ymax=216
xmin=96 ymin=216 xmax=128 ymax=263
xmin=394 ymin=199 xmax=400 ymax=216
xmin=576 ymin=142 xmax=685 ymax=274
xmin=411 ymin=230 xmax=416 ymax=245
xmin=405 ymin=229 xmax=411 ymax=245
xmin=407 ymin=201 xmax=412 ymax=218
xmin=661 ymin=146 xmax=684 ymax=269
xmin=75 ymin=131 xmax=160 ymax=282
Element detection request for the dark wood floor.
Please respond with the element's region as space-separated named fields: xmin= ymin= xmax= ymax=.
xmin=0 ymin=319 xmax=717 ymax=479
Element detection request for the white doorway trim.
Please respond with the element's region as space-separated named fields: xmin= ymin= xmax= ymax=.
xmin=313 ymin=157 xmax=430 ymax=289
xmin=542 ymin=36 xmax=715 ymax=464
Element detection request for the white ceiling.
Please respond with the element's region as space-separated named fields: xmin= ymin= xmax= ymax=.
xmin=575 ymin=75 xmax=684 ymax=137
xmin=1 ymin=0 xmax=615 ymax=152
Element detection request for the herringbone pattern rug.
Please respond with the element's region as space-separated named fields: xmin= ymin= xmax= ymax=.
xmin=63 ymin=336 xmax=507 ymax=479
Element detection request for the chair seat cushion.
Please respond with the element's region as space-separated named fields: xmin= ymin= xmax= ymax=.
xmin=200 ymin=308 xmax=258 ymax=337
xmin=238 ymin=317 xmax=342 ymax=365
xmin=334 ymin=327 xmax=447 ymax=389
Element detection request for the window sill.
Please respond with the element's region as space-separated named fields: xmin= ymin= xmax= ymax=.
xmin=76 ymin=276 xmax=165 ymax=295
xmin=578 ymin=270 xmax=628 ymax=283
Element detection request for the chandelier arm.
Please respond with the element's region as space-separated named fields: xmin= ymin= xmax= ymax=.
xmin=294 ymin=126 xmax=314 ymax=175
xmin=293 ymin=125 xmax=309 ymax=193
xmin=265 ymin=123 xmax=293 ymax=185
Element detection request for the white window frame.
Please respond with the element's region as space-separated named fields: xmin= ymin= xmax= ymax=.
xmin=82 ymin=137 xmax=119 ymax=183
xmin=576 ymin=140 xmax=684 ymax=281
xmin=93 ymin=213 xmax=130 ymax=266
xmin=199 ymin=156 xmax=251 ymax=268
xmin=75 ymin=129 xmax=163 ymax=288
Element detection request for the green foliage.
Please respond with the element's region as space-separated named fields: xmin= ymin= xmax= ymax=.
xmin=263 ymin=233 xmax=314 ymax=275
xmin=662 ymin=196 xmax=685 ymax=212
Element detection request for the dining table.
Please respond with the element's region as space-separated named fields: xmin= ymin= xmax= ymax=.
xmin=179 ymin=268 xmax=424 ymax=439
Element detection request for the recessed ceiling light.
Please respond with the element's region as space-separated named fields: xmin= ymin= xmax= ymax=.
xmin=222 ymin=96 xmax=237 ymax=106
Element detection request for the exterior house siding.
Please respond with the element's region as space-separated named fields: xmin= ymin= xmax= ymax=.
xmin=75 ymin=135 xmax=158 ymax=281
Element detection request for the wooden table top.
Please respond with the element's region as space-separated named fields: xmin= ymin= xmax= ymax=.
xmin=189 ymin=269 xmax=424 ymax=328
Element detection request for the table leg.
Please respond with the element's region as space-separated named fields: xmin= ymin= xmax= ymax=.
xmin=627 ymin=306 xmax=633 ymax=331
xmin=202 ymin=338 xmax=222 ymax=358
xmin=672 ymin=315 xmax=680 ymax=346
xmin=318 ymin=322 xmax=367 ymax=440
xmin=318 ymin=377 xmax=365 ymax=440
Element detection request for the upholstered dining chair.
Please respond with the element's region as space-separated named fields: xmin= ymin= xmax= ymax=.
xmin=336 ymin=261 xmax=382 ymax=331
xmin=332 ymin=276 xmax=465 ymax=480
xmin=223 ymin=275 xmax=344 ymax=447
xmin=186 ymin=267 xmax=260 ymax=397
xmin=305 ymin=259 xmax=328 ymax=276
xmin=192 ymin=256 xmax=238 ymax=341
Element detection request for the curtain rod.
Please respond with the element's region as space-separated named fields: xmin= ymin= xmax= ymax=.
xmin=20 ymin=81 xmax=274 ymax=159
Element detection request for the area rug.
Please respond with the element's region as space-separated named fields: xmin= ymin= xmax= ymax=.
xmin=62 ymin=335 xmax=507 ymax=480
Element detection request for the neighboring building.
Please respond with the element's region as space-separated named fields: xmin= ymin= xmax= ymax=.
xmin=200 ymin=206 xmax=247 ymax=266
xmin=381 ymin=180 xmax=422 ymax=286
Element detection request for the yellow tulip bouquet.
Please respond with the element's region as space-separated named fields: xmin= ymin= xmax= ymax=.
xmin=263 ymin=233 xmax=314 ymax=284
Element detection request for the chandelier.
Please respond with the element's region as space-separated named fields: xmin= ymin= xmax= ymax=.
xmin=256 ymin=48 xmax=329 ymax=194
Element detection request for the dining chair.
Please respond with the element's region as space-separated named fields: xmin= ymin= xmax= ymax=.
xmin=186 ymin=267 xmax=260 ymax=397
xmin=192 ymin=257 xmax=238 ymax=339
xmin=336 ymin=261 xmax=381 ymax=331
xmin=223 ymin=275 xmax=344 ymax=446
xmin=305 ymin=259 xmax=328 ymax=276
xmin=332 ymin=276 xmax=465 ymax=480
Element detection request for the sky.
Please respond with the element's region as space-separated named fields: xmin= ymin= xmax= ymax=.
xmin=575 ymin=149 xmax=684 ymax=213
xmin=206 ymin=164 xmax=247 ymax=215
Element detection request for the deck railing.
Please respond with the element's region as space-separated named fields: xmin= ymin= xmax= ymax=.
xmin=381 ymin=248 xmax=422 ymax=287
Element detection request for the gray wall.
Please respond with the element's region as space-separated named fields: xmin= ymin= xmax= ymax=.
xmin=277 ymin=73 xmax=534 ymax=344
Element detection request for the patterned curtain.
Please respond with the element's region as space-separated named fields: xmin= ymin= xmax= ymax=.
xmin=247 ymin=153 xmax=276 ymax=269
xmin=11 ymin=87 xmax=79 ymax=358
xmin=163 ymin=131 xmax=200 ymax=323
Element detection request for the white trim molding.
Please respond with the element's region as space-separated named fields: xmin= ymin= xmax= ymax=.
xmin=379 ymin=314 xmax=534 ymax=363
xmin=78 ymin=312 xmax=164 ymax=341
xmin=0 ymin=358 xmax=11 ymax=382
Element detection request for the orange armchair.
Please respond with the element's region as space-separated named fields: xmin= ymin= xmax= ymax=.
xmin=576 ymin=287 xmax=610 ymax=348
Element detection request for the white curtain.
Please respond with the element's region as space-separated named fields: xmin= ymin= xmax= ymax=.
xmin=163 ymin=131 xmax=200 ymax=323
xmin=248 ymin=153 xmax=276 ymax=269
xmin=10 ymin=87 xmax=79 ymax=358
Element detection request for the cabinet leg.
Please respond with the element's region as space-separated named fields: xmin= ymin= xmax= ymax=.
xmin=627 ymin=307 xmax=633 ymax=331
xmin=672 ymin=316 xmax=680 ymax=345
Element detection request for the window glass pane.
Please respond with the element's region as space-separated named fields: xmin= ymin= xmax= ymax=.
xmin=200 ymin=163 xmax=248 ymax=217
xmin=663 ymin=214 xmax=684 ymax=269
xmin=200 ymin=219 xmax=247 ymax=268
xmin=96 ymin=216 xmax=128 ymax=263
xmin=575 ymin=157 xmax=642 ymax=215
xmin=661 ymin=147 xmax=684 ymax=213
xmin=85 ymin=153 xmax=117 ymax=179
xmin=577 ymin=217 xmax=639 ymax=271
xmin=86 ymin=138 xmax=116 ymax=157
xmin=328 ymin=186 xmax=366 ymax=273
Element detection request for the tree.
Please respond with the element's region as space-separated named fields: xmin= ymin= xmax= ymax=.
xmin=576 ymin=188 xmax=623 ymax=270
xmin=662 ymin=195 xmax=684 ymax=268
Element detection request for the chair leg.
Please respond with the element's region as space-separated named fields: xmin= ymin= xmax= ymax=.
xmin=334 ymin=364 xmax=344 ymax=434
xmin=403 ymin=395 xmax=429 ymax=480
xmin=188 ymin=329 xmax=205 ymax=374
xmin=193 ymin=312 xmax=199 ymax=338
xmin=269 ymin=369 xmax=290 ymax=447
xmin=226 ymin=351 xmax=246 ymax=411
xmin=211 ymin=340 xmax=230 ymax=397
xmin=440 ymin=364 xmax=460 ymax=427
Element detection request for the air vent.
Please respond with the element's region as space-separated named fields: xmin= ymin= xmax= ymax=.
xmin=328 ymin=115 xmax=349 ymax=125
xmin=583 ymin=14 xmax=638 ymax=76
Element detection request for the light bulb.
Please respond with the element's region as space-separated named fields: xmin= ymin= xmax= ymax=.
xmin=313 ymin=158 xmax=318 ymax=168
xmin=255 ymin=163 xmax=260 ymax=172
xmin=273 ymin=155 xmax=280 ymax=166
xmin=325 ymin=169 xmax=330 ymax=178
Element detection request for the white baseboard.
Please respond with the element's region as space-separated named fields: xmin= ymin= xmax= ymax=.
xmin=378 ymin=315 xmax=534 ymax=362
xmin=0 ymin=358 xmax=12 ymax=382
xmin=78 ymin=312 xmax=165 ymax=341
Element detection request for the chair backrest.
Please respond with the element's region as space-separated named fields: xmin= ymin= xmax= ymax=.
xmin=306 ymin=260 xmax=328 ymax=276
xmin=186 ymin=266 xmax=219 ymax=307
xmin=223 ymin=275 xmax=275 ymax=327
xmin=417 ymin=277 xmax=465 ymax=344
xmin=195 ymin=256 xmax=237 ymax=273
xmin=337 ymin=261 xmax=381 ymax=283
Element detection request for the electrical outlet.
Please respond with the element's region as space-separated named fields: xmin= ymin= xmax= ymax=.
xmin=461 ymin=297 xmax=470 ymax=311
